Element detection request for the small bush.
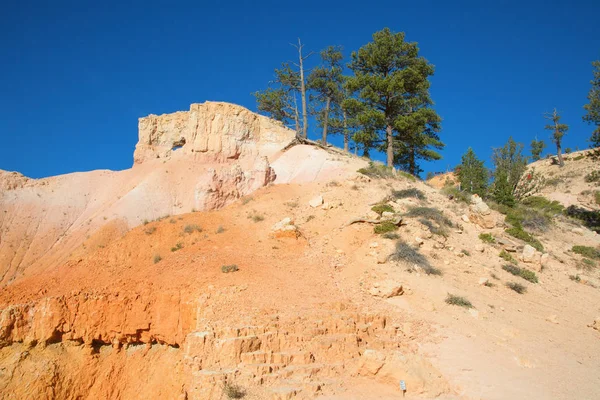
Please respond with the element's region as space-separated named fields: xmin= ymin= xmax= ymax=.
xmin=579 ymin=258 xmax=597 ymax=270
xmin=357 ymin=162 xmax=397 ymax=179
xmin=143 ymin=219 xmax=149 ymax=225
xmin=441 ymin=186 xmax=471 ymax=204
xmin=248 ymin=213 xmax=265 ymax=222
xmin=221 ymin=264 xmax=239 ymax=273
xmin=374 ymin=221 xmax=398 ymax=234
xmin=171 ymin=242 xmax=183 ymax=252
xmin=490 ymin=272 xmax=500 ymax=280
xmin=445 ymin=294 xmax=473 ymax=308
xmin=398 ymin=171 xmax=417 ymax=182
xmin=326 ymin=180 xmax=340 ymax=187
xmin=521 ymin=196 xmax=565 ymax=214
xmin=499 ymin=250 xmax=518 ymax=264
xmin=572 ymin=245 xmax=600 ymax=260
xmin=419 ymin=218 xmax=448 ymax=237
xmin=153 ymin=254 xmax=162 ymax=264
xmin=595 ymin=191 xmax=600 ymax=205
xmin=391 ymin=188 xmax=425 ymax=201
xmin=584 ymin=170 xmax=600 ymax=183
xmin=505 ymin=226 xmax=544 ymax=252
xmin=506 ymin=281 xmax=526 ymax=294
xmin=371 ymin=203 xmax=395 ymax=215
xmin=569 ymin=274 xmax=581 ymax=282
xmin=184 ymin=224 xmax=202 ymax=234
xmin=223 ymin=382 xmax=246 ymax=399
xmin=564 ymin=205 xmax=600 ymax=233
xmin=479 ymin=233 xmax=495 ymax=243
xmin=144 ymin=226 xmax=157 ymax=235
xmin=461 ymin=249 xmax=471 ymax=257
xmin=404 ymin=206 xmax=452 ymax=227
xmin=484 ymin=281 xmax=495 ymax=287
xmin=502 ymin=264 xmax=538 ymax=283
xmin=382 ymin=232 xmax=400 ymax=240
xmin=216 ymin=225 xmax=225 ymax=234
xmin=241 ymin=197 xmax=253 ymax=205
xmin=391 ymin=241 xmax=441 ymax=275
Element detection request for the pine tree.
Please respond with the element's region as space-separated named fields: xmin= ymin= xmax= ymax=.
xmin=530 ymin=138 xmax=546 ymax=161
xmin=308 ymin=46 xmax=345 ymax=144
xmin=253 ymin=63 xmax=301 ymax=135
xmin=544 ymin=108 xmax=568 ymax=167
xmin=583 ymin=60 xmax=600 ymax=148
xmin=345 ymin=28 xmax=442 ymax=172
xmin=456 ymin=148 xmax=488 ymax=196
xmin=491 ymin=137 xmax=527 ymax=207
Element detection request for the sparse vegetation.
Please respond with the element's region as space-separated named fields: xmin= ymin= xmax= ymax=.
xmin=499 ymin=250 xmax=518 ymax=264
xmin=441 ymin=186 xmax=471 ymax=204
xmin=371 ymin=203 xmax=394 ymax=215
xmin=404 ymin=206 xmax=452 ymax=227
xmin=391 ymin=188 xmax=425 ymax=201
xmin=584 ymin=170 xmax=600 ymax=184
xmin=595 ymin=191 xmax=600 ymax=205
xmin=326 ymin=180 xmax=340 ymax=187
xmin=223 ymin=382 xmax=246 ymax=399
xmin=419 ymin=218 xmax=448 ymax=237
xmin=572 ymin=245 xmax=600 ymax=260
xmin=144 ymin=226 xmax=157 ymax=235
xmin=183 ymin=224 xmax=202 ymax=234
xmin=241 ymin=197 xmax=253 ymax=205
xmin=216 ymin=225 xmax=225 ymax=234
xmin=506 ymin=281 xmax=526 ymax=294
xmin=382 ymin=232 xmax=400 ymax=240
xmin=391 ymin=241 xmax=441 ymax=275
xmin=490 ymin=272 xmax=500 ymax=280
xmin=484 ymin=281 xmax=495 ymax=287
xmin=284 ymin=201 xmax=299 ymax=208
xmin=171 ymin=242 xmax=183 ymax=252
xmin=479 ymin=233 xmax=495 ymax=243
xmin=374 ymin=221 xmax=398 ymax=234
xmin=357 ymin=162 xmax=397 ymax=179
xmin=505 ymin=226 xmax=544 ymax=252
xmin=502 ymin=264 xmax=538 ymax=283
xmin=564 ymin=205 xmax=600 ymax=233
xmin=569 ymin=274 xmax=581 ymax=282
xmin=248 ymin=213 xmax=265 ymax=222
xmin=221 ymin=264 xmax=239 ymax=273
xmin=580 ymin=258 xmax=597 ymax=270
xmin=143 ymin=219 xmax=149 ymax=225
xmin=461 ymin=249 xmax=471 ymax=257
xmin=153 ymin=254 xmax=162 ymax=264
xmin=169 ymin=218 xmax=176 ymax=224
xmin=445 ymin=294 xmax=473 ymax=308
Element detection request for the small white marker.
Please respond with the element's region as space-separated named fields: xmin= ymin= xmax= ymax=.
xmin=400 ymin=380 xmax=407 ymax=396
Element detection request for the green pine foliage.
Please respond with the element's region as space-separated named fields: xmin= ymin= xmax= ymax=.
xmin=544 ymin=108 xmax=569 ymax=167
xmin=456 ymin=147 xmax=488 ymax=196
xmin=583 ymin=61 xmax=600 ymax=148
xmin=530 ymin=138 xmax=546 ymax=161
xmin=491 ymin=137 xmax=527 ymax=207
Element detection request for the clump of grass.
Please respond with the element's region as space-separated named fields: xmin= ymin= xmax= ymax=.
xmin=374 ymin=221 xmax=398 ymax=234
xmin=569 ymin=274 xmax=581 ymax=282
xmin=584 ymin=170 xmax=600 ymax=183
xmin=499 ymin=250 xmax=518 ymax=265
xmin=284 ymin=201 xmax=299 ymax=208
xmin=505 ymin=226 xmax=544 ymax=252
xmin=521 ymin=196 xmax=565 ymax=214
xmin=404 ymin=206 xmax=453 ymax=227
xmin=445 ymin=294 xmax=473 ymax=308
xmin=306 ymin=215 xmax=315 ymax=222
xmin=371 ymin=203 xmax=395 ymax=215
xmin=326 ymin=180 xmax=340 ymax=187
xmin=216 ymin=225 xmax=225 ymax=234
xmin=143 ymin=219 xmax=149 ymax=225
xmin=144 ymin=226 xmax=157 ymax=235
xmin=441 ymin=186 xmax=471 ymax=204
xmin=479 ymin=233 xmax=495 ymax=243
xmin=502 ymin=264 xmax=538 ymax=283
xmin=579 ymin=258 xmax=597 ymax=270
xmin=397 ymin=171 xmax=417 ymax=182
xmin=183 ymin=224 xmax=202 ymax=234
xmin=506 ymin=281 xmax=526 ymax=294
xmin=391 ymin=188 xmax=425 ymax=201
xmin=171 ymin=242 xmax=183 ymax=252
xmin=484 ymin=281 xmax=495 ymax=287
xmin=221 ymin=264 xmax=239 ymax=273
xmin=153 ymin=254 xmax=162 ymax=264
xmin=490 ymin=272 xmax=500 ymax=280
xmin=357 ymin=162 xmax=397 ymax=179
xmin=241 ymin=197 xmax=253 ymax=205
xmin=572 ymin=245 xmax=600 ymax=260
xmin=223 ymin=382 xmax=246 ymax=399
xmin=419 ymin=218 xmax=448 ymax=237
xmin=169 ymin=218 xmax=177 ymax=224
xmin=461 ymin=249 xmax=471 ymax=256
xmin=382 ymin=232 xmax=400 ymax=240
xmin=247 ymin=213 xmax=265 ymax=222
xmin=595 ymin=191 xmax=600 ymax=205
xmin=391 ymin=241 xmax=441 ymax=275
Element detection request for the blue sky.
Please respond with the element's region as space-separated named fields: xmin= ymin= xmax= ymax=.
xmin=1 ymin=0 xmax=598 ymax=178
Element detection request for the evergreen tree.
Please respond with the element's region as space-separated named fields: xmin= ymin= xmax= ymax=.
xmin=345 ymin=28 xmax=442 ymax=172
xmin=544 ymin=108 xmax=569 ymax=167
xmin=583 ymin=60 xmax=600 ymax=148
xmin=456 ymin=148 xmax=488 ymax=196
xmin=530 ymin=138 xmax=546 ymax=161
xmin=253 ymin=63 xmax=301 ymax=135
xmin=308 ymin=46 xmax=345 ymax=144
xmin=491 ymin=137 xmax=527 ymax=207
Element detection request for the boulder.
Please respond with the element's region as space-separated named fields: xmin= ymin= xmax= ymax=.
xmin=540 ymin=253 xmax=550 ymax=270
xmin=468 ymin=213 xmax=495 ymax=229
xmin=309 ymin=195 xmax=324 ymax=208
xmin=369 ymin=281 xmax=404 ymax=298
xmin=521 ymin=245 xmax=537 ymax=263
xmin=271 ymin=217 xmax=299 ymax=239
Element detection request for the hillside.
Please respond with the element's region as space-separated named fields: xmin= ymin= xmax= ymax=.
xmin=1 ymin=104 xmax=599 ymax=400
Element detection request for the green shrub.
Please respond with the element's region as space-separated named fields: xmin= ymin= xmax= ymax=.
xmin=564 ymin=205 xmax=600 ymax=233
xmin=445 ymin=294 xmax=473 ymax=308
xmin=223 ymin=382 xmax=245 ymax=399
xmin=580 ymin=258 xmax=597 ymax=270
xmin=484 ymin=281 xmax=495 ymax=287
xmin=419 ymin=218 xmax=448 ymax=237
xmin=499 ymin=250 xmax=518 ymax=264
xmin=153 ymin=254 xmax=162 ymax=264
xmin=391 ymin=242 xmax=441 ymax=275
xmin=183 ymin=224 xmax=202 ymax=234
xmin=144 ymin=226 xmax=157 ymax=235
xmin=143 ymin=219 xmax=150 ymax=225
xmin=595 ymin=191 xmax=600 ymax=205
xmin=506 ymin=281 xmax=526 ymax=294
xmin=479 ymin=233 xmax=495 ymax=243
xmin=404 ymin=207 xmax=452 ymax=227
xmin=398 ymin=171 xmax=417 ymax=182
xmin=382 ymin=232 xmax=400 ymax=240
xmin=521 ymin=196 xmax=565 ymax=214
xmin=505 ymin=226 xmax=544 ymax=252
xmin=248 ymin=213 xmax=264 ymax=222
xmin=371 ymin=203 xmax=395 ymax=215
xmin=572 ymin=245 xmax=600 ymax=260
xmin=169 ymin=218 xmax=177 ymax=224
xmin=171 ymin=242 xmax=183 ymax=252
xmin=461 ymin=249 xmax=471 ymax=256
xmin=569 ymin=274 xmax=581 ymax=282
xmin=357 ymin=162 xmax=397 ymax=179
xmin=391 ymin=188 xmax=425 ymax=200
xmin=441 ymin=186 xmax=471 ymax=204
xmin=221 ymin=264 xmax=239 ymax=273
xmin=502 ymin=264 xmax=538 ymax=283
xmin=584 ymin=170 xmax=600 ymax=183
xmin=374 ymin=221 xmax=398 ymax=234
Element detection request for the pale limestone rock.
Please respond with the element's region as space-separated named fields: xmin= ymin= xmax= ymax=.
xmin=461 ymin=214 xmax=470 ymax=223
xmin=415 ymin=237 xmax=425 ymax=246
xmin=475 ymin=244 xmax=485 ymax=253
xmin=381 ymin=211 xmax=395 ymax=219
xmin=478 ymin=277 xmax=489 ymax=285
xmin=369 ymin=281 xmax=404 ymax=298
xmin=540 ymin=253 xmax=549 ymax=269
xmin=309 ymin=195 xmax=324 ymax=208
xmin=522 ymin=245 xmax=537 ymax=263
xmin=271 ymin=217 xmax=299 ymax=239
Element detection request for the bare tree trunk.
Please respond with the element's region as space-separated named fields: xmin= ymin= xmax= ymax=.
xmin=298 ymin=39 xmax=308 ymax=138
xmin=556 ymin=141 xmax=564 ymax=167
xmin=343 ymin=110 xmax=349 ymax=152
xmin=386 ymin=124 xmax=394 ymax=167
xmin=321 ymin=97 xmax=330 ymax=144
xmin=293 ymin=95 xmax=300 ymax=137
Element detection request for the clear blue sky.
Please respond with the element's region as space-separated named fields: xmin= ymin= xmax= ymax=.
xmin=1 ymin=0 xmax=598 ymax=178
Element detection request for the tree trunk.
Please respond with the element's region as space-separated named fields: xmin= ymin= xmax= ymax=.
xmin=298 ymin=39 xmax=308 ymax=138
xmin=556 ymin=142 xmax=564 ymax=167
xmin=322 ymin=97 xmax=330 ymax=144
xmin=409 ymin=150 xmax=416 ymax=176
xmin=343 ymin=110 xmax=349 ymax=152
xmin=293 ymin=96 xmax=300 ymax=137
xmin=386 ymin=124 xmax=394 ymax=167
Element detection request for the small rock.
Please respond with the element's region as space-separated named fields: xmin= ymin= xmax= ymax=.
xmin=382 ymin=211 xmax=395 ymax=219
xmin=478 ymin=277 xmax=489 ymax=285
xmin=444 ymin=260 xmax=450 ymax=265
xmin=455 ymin=251 xmax=464 ymax=258
xmin=540 ymin=253 xmax=549 ymax=269
xmin=366 ymin=210 xmax=380 ymax=220
xmin=369 ymin=280 xmax=404 ymax=298
xmin=546 ymin=315 xmax=559 ymax=324
xmin=434 ymin=242 xmax=445 ymax=250
xmin=271 ymin=217 xmax=299 ymax=238
xmin=475 ymin=244 xmax=485 ymax=253
xmin=415 ymin=237 xmax=425 ymax=246
xmin=522 ymin=245 xmax=537 ymax=263
xmin=321 ymin=202 xmax=334 ymax=210
xmin=309 ymin=195 xmax=324 ymax=208
xmin=461 ymin=214 xmax=470 ymax=223
xmin=424 ymin=231 xmax=433 ymax=239
xmin=369 ymin=242 xmax=379 ymax=248
xmin=571 ymin=227 xmax=584 ymax=235
xmin=469 ymin=309 xmax=479 ymax=319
